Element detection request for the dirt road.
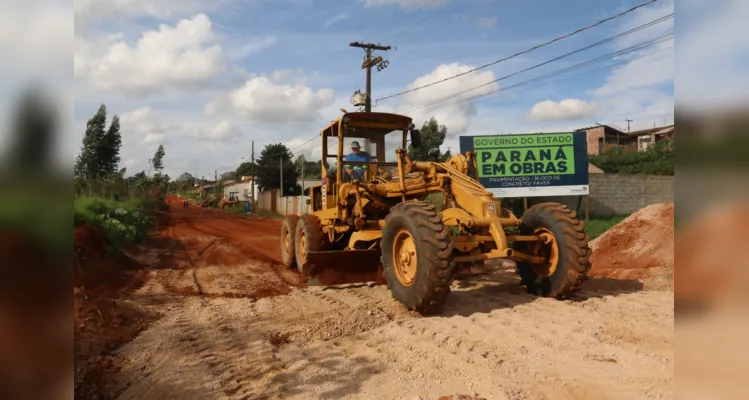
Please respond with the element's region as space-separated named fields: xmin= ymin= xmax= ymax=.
xmin=102 ymin=205 xmax=674 ymax=400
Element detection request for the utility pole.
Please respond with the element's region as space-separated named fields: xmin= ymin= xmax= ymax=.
xmin=349 ymin=41 xmax=391 ymax=112
xmin=301 ymin=159 xmax=305 ymax=201
xmin=250 ymin=140 xmax=255 ymax=206
xmin=350 ymin=41 xmax=391 ymax=155
xmin=279 ymin=158 xmax=283 ymax=198
xmin=626 ymin=119 xmax=633 ymax=132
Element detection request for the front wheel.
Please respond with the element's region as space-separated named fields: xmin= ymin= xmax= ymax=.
xmin=280 ymin=215 xmax=299 ymax=268
xmin=381 ymin=201 xmax=455 ymax=314
xmin=294 ymin=215 xmax=329 ymax=274
xmin=512 ymin=202 xmax=591 ymax=298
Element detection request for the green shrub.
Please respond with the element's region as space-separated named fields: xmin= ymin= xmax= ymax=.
xmin=589 ymin=139 xmax=673 ymax=175
xmin=74 ymin=196 xmax=153 ymax=250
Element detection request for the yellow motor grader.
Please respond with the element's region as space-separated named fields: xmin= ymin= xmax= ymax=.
xmin=280 ymin=111 xmax=590 ymax=313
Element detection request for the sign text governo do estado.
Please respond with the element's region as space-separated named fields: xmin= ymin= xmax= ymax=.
xmin=459 ymin=131 xmax=589 ymax=198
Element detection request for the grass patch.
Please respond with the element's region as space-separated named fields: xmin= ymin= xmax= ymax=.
xmin=74 ymin=196 xmax=154 ymax=250
xmin=219 ymin=204 xmax=283 ymax=219
xmin=256 ymin=210 xmax=285 ymax=219
xmin=584 ymin=216 xmax=627 ymax=240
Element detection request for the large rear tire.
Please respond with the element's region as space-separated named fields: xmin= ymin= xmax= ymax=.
xmin=280 ymin=215 xmax=299 ymax=268
xmin=512 ymin=202 xmax=591 ymax=299
xmin=381 ymin=201 xmax=455 ymax=314
xmin=294 ymin=215 xmax=330 ymax=274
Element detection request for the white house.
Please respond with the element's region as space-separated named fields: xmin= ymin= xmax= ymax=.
xmin=223 ymin=177 xmax=259 ymax=201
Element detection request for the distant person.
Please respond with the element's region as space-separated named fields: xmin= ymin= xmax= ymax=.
xmin=344 ymin=140 xmax=371 ymax=181
xmin=244 ymin=200 xmax=251 ymax=216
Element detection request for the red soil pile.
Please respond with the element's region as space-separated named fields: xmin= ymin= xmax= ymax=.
xmin=74 ymin=225 xmax=154 ymax=399
xmin=588 ymin=203 xmax=674 ymax=288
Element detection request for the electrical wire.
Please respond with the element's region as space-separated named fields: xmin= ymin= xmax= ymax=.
xmin=374 ymin=0 xmax=663 ymax=103
xmin=392 ymin=13 xmax=674 ymax=112
xmin=255 ymin=134 xmax=320 ymax=159
xmin=501 ymin=45 xmax=673 ymax=98
xmin=400 ymin=33 xmax=673 ymax=114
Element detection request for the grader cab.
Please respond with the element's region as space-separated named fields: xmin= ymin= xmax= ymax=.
xmin=280 ymin=111 xmax=591 ymax=313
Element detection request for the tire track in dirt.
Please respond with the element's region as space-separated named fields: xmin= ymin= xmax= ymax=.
xmin=109 ymin=201 xmax=672 ymax=400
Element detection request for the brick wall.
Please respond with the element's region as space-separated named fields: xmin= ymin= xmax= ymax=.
xmin=528 ymin=174 xmax=674 ymax=218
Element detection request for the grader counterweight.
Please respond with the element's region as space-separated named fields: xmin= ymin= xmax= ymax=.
xmin=280 ymin=111 xmax=591 ymax=313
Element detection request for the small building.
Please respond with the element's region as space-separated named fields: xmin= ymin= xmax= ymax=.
xmin=579 ymin=125 xmax=637 ymax=155
xmin=579 ymin=124 xmax=674 ymax=155
xmin=223 ymin=177 xmax=259 ymax=201
xmin=626 ymin=125 xmax=675 ymax=151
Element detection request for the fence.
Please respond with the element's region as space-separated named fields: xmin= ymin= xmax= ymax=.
xmin=257 ymin=174 xmax=673 ymax=219
xmin=256 ymin=189 xmax=309 ymax=216
xmin=528 ymin=173 xmax=674 ymax=218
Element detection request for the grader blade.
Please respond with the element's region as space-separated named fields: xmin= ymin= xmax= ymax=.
xmin=304 ymin=249 xmax=385 ymax=286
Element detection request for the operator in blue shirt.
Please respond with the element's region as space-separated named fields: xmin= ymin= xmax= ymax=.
xmin=344 ymin=140 xmax=371 ymax=181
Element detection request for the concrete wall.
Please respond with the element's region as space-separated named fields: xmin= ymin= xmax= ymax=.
xmin=529 ymin=173 xmax=674 ymax=218
xmin=257 ymin=189 xmax=310 ymax=216
xmin=258 ymin=174 xmax=673 ymax=219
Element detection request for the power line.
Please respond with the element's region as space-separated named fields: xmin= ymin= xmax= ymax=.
xmin=401 ymin=33 xmax=673 ymax=114
xmin=402 ymin=33 xmax=673 ymax=114
xmin=499 ymin=45 xmax=673 ymax=98
xmin=256 ymin=134 xmax=320 ymax=159
xmin=375 ymin=0 xmax=663 ymax=103
xmin=391 ymin=12 xmax=674 ymax=112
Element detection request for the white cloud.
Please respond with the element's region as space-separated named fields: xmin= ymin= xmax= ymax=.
xmin=398 ymin=63 xmax=499 ymax=134
xmin=363 ymin=0 xmax=448 ymax=8
xmin=74 ymin=14 xmax=229 ymax=95
xmin=527 ymin=99 xmax=598 ymax=121
xmin=75 ymin=0 xmax=204 ymax=27
xmin=206 ymin=71 xmax=335 ymax=123
xmin=324 ymin=13 xmax=349 ymax=30
xmin=119 ymin=107 xmax=174 ymax=147
xmin=187 ymin=121 xmax=244 ymax=141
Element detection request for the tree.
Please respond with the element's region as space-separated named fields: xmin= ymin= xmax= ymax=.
xmin=101 ymin=115 xmax=122 ymax=176
xmin=234 ymin=161 xmax=257 ymax=180
xmin=294 ymin=154 xmax=322 ymax=179
xmin=256 ymin=143 xmax=298 ymax=195
xmin=75 ymin=104 xmax=122 ymax=180
xmin=176 ymin=172 xmax=195 ymax=193
xmin=220 ymin=171 xmax=235 ymax=180
xmin=151 ymin=145 xmax=165 ymax=174
xmin=408 ymin=117 xmax=451 ymax=162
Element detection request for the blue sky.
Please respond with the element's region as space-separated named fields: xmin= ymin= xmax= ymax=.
xmin=70 ymin=0 xmax=676 ymax=178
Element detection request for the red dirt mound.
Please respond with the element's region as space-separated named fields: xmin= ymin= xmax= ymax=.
xmin=588 ymin=203 xmax=674 ymax=288
xmin=74 ymin=224 xmax=144 ymax=291
xmin=74 ymin=225 xmax=154 ymax=399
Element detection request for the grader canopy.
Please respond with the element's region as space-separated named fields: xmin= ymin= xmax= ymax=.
xmin=280 ymin=111 xmax=591 ymax=313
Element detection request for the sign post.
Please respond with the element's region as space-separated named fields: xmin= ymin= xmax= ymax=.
xmin=459 ymin=131 xmax=589 ymax=203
